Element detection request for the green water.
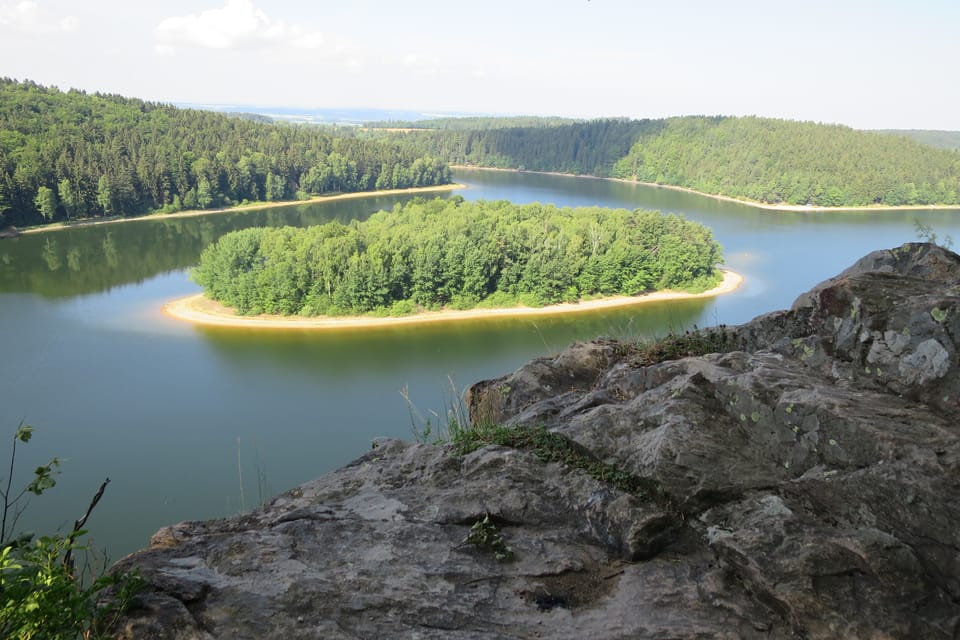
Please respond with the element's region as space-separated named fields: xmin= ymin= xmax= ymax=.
xmin=1 ymin=168 xmax=958 ymax=560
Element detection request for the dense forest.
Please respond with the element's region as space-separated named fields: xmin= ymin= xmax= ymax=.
xmin=372 ymin=119 xmax=658 ymax=176
xmin=4 ymin=77 xmax=957 ymax=228
xmin=611 ymin=117 xmax=960 ymax=206
xmin=374 ymin=116 xmax=960 ymax=207
xmin=193 ymin=197 xmax=723 ymax=316
xmin=0 ymin=79 xmax=450 ymax=228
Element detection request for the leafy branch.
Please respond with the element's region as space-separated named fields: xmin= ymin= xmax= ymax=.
xmin=0 ymin=423 xmax=62 ymax=546
xmin=0 ymin=423 xmax=142 ymax=639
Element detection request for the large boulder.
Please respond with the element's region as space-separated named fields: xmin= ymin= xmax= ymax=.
xmin=111 ymin=243 xmax=960 ymax=639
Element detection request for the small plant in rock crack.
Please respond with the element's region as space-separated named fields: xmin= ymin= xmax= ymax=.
xmin=632 ymin=325 xmax=737 ymax=366
xmin=465 ymin=514 xmax=514 ymax=562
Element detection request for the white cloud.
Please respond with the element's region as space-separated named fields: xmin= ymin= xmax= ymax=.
xmin=400 ymin=53 xmax=446 ymax=77
xmin=155 ymin=0 xmax=327 ymax=54
xmin=0 ymin=1 xmax=78 ymax=34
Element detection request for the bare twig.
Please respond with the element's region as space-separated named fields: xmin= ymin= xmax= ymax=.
xmin=63 ymin=477 xmax=110 ymax=576
xmin=237 ymin=437 xmax=246 ymax=512
xmin=0 ymin=421 xmax=23 ymax=544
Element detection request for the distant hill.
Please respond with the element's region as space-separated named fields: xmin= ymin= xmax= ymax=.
xmin=182 ymin=104 xmax=500 ymax=128
xmin=374 ymin=119 xmax=659 ymax=177
xmin=0 ymin=79 xmax=450 ymax=227
xmin=3 ymin=78 xmax=957 ymax=222
xmin=362 ymin=116 xmax=579 ymax=130
xmin=610 ymin=117 xmax=960 ymax=206
xmin=375 ymin=115 xmax=960 ymax=207
xmin=877 ymin=129 xmax=960 ymax=151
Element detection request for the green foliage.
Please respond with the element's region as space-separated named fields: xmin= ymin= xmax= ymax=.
xmin=193 ymin=198 xmax=723 ymax=316
xmin=629 ymin=325 xmax=739 ymax=366
xmin=0 ymin=78 xmax=451 ymax=226
xmin=375 ymin=113 xmax=960 ymax=207
xmin=0 ymin=425 xmax=143 ymax=639
xmin=372 ymin=118 xmax=658 ymax=176
xmin=33 ymin=187 xmax=57 ymax=221
xmin=1 ymin=535 xmax=144 ymax=640
xmin=2 ymin=424 xmax=62 ymax=541
xmin=464 ymin=514 xmax=514 ymax=562
xmin=914 ymin=219 xmax=955 ymax=249
xmin=611 ymin=116 xmax=960 ymax=207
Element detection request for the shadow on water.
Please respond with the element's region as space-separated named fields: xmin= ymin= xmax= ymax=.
xmin=0 ymin=192 xmax=446 ymax=297
xmin=193 ymin=298 xmax=714 ymax=378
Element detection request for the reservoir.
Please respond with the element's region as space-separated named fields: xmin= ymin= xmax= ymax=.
xmin=2 ymin=168 xmax=958 ymax=560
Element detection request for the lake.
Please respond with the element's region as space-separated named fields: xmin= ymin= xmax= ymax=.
xmin=2 ymin=168 xmax=958 ymax=560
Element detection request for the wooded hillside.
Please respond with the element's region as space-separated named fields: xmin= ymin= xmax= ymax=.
xmin=375 ymin=119 xmax=659 ymax=177
xmin=376 ymin=115 xmax=960 ymax=207
xmin=612 ymin=117 xmax=960 ymax=206
xmin=0 ymin=79 xmax=450 ymax=227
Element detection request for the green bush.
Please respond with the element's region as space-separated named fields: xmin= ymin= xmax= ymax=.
xmin=0 ymin=424 xmax=142 ymax=639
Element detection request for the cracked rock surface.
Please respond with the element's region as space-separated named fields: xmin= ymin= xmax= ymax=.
xmin=111 ymin=243 xmax=960 ymax=639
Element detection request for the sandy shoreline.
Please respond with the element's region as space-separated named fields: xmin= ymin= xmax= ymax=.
xmin=452 ymin=165 xmax=959 ymax=213
xmin=18 ymin=184 xmax=465 ymax=236
xmin=163 ymin=270 xmax=743 ymax=330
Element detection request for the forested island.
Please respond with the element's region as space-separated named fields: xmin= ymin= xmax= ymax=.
xmin=0 ymin=79 xmax=450 ymax=228
xmin=372 ymin=116 xmax=960 ymax=207
xmin=191 ymin=197 xmax=723 ymax=318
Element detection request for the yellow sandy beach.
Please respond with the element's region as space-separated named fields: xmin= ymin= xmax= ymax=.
xmin=452 ymin=165 xmax=959 ymax=213
xmin=19 ymin=184 xmax=465 ymax=236
xmin=163 ymin=270 xmax=743 ymax=330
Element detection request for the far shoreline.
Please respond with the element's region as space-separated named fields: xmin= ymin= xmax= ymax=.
xmin=163 ymin=270 xmax=743 ymax=331
xmin=452 ymin=165 xmax=960 ymax=213
xmin=17 ymin=184 xmax=466 ymax=236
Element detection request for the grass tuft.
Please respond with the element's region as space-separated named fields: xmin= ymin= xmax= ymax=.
xmin=630 ymin=325 xmax=738 ymax=366
xmin=452 ymin=422 xmax=669 ymax=504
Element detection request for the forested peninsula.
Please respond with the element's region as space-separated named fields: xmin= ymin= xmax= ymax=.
xmin=0 ymin=79 xmax=450 ymax=228
xmin=191 ymin=197 xmax=723 ymax=318
xmin=373 ymin=116 xmax=960 ymax=208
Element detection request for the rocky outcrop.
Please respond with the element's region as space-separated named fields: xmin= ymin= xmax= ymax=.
xmin=111 ymin=243 xmax=960 ymax=639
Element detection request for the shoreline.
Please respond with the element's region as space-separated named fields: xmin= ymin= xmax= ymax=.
xmin=164 ymin=270 xmax=743 ymax=330
xmin=452 ymin=165 xmax=959 ymax=213
xmin=18 ymin=184 xmax=465 ymax=236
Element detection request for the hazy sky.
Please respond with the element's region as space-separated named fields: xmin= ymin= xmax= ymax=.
xmin=1 ymin=0 xmax=957 ymax=129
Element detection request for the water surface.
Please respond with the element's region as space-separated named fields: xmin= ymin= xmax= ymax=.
xmin=1 ymin=169 xmax=957 ymax=559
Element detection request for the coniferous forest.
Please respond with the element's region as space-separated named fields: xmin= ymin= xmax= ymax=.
xmin=0 ymin=79 xmax=450 ymax=227
xmin=192 ymin=197 xmax=723 ymax=316
xmin=372 ymin=118 xmax=659 ymax=177
xmin=372 ymin=116 xmax=960 ymax=207
xmin=609 ymin=117 xmax=960 ymax=206
xmin=4 ymin=78 xmax=960 ymax=232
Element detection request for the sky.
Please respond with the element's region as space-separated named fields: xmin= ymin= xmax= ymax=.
xmin=1 ymin=0 xmax=958 ymax=130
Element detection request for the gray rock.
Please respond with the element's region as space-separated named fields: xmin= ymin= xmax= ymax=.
xmin=110 ymin=243 xmax=960 ymax=639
